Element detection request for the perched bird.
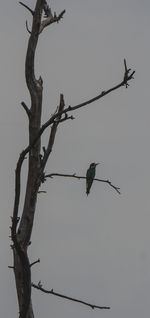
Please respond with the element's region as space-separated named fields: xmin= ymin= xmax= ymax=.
xmin=86 ymin=163 xmax=99 ymax=195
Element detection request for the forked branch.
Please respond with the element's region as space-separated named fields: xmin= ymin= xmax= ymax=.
xmin=13 ymin=60 xmax=134 ymax=166
xmin=39 ymin=2 xmax=66 ymax=34
xmin=32 ymin=283 xmax=110 ymax=310
xmin=19 ymin=1 xmax=65 ymax=34
xmin=11 ymin=59 xmax=132 ymax=230
xmin=11 ymin=60 xmax=132 ymax=225
xmin=44 ymin=173 xmax=121 ymax=194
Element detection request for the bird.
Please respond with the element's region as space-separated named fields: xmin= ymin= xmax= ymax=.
xmin=86 ymin=163 xmax=99 ymax=195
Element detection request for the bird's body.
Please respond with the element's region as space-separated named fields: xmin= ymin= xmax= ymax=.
xmin=86 ymin=163 xmax=99 ymax=195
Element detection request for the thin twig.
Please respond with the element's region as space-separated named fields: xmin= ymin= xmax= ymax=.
xmin=123 ymin=58 xmax=133 ymax=88
xmin=38 ymin=190 xmax=47 ymax=194
xmin=124 ymin=58 xmax=128 ymax=72
xmin=21 ymin=102 xmax=32 ymax=119
xmin=32 ymin=283 xmax=110 ymax=310
xmin=25 ymin=20 xmax=31 ymax=34
xmin=45 ymin=173 xmax=121 ymax=194
xmin=30 ymin=259 xmax=40 ymax=267
xmin=19 ymin=1 xmax=34 ymax=15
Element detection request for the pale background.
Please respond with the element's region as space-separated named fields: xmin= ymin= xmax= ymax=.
xmin=1 ymin=0 xmax=150 ymax=317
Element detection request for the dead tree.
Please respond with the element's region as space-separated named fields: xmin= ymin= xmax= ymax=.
xmin=10 ymin=1 xmax=135 ymax=317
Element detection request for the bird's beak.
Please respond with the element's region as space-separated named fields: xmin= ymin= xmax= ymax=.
xmin=95 ymin=163 xmax=100 ymax=166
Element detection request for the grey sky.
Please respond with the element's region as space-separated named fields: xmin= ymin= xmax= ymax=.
xmin=1 ymin=0 xmax=150 ymax=317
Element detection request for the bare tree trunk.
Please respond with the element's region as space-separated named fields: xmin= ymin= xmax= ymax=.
xmin=12 ymin=1 xmax=43 ymax=317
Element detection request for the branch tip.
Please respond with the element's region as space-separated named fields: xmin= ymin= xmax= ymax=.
xmin=123 ymin=59 xmax=135 ymax=88
xmin=19 ymin=1 xmax=34 ymax=15
xmin=30 ymin=259 xmax=40 ymax=267
xmin=124 ymin=58 xmax=127 ymax=71
xmin=21 ymin=102 xmax=32 ymax=118
xmin=32 ymin=283 xmax=110 ymax=310
xmin=26 ymin=20 xmax=31 ymax=34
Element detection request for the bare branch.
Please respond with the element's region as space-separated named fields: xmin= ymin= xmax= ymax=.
xmin=40 ymin=60 xmax=135 ymax=131
xmin=38 ymin=190 xmax=47 ymax=194
xmin=11 ymin=149 xmax=28 ymax=240
xmin=43 ymin=1 xmax=53 ymax=18
xmin=123 ymin=58 xmax=135 ymax=88
xmin=19 ymin=1 xmax=34 ymax=16
xmin=30 ymin=259 xmax=40 ymax=267
xmin=10 ymin=59 xmax=131 ymax=206
xmin=13 ymin=62 xmax=134 ymax=167
xmin=124 ymin=58 xmax=128 ymax=72
xmin=44 ymin=173 xmax=121 ymax=194
xmin=54 ymin=113 xmax=75 ymax=123
xmin=32 ymin=283 xmax=110 ymax=310
xmin=39 ymin=9 xmax=66 ymax=34
xmin=53 ymin=10 xmax=66 ymax=23
xmin=11 ymin=59 xmax=131 ymax=240
xmin=21 ymin=102 xmax=32 ymax=119
xmin=41 ymin=94 xmax=65 ymax=168
xmin=25 ymin=20 xmax=31 ymax=34
xmin=10 ymin=59 xmax=131 ymax=229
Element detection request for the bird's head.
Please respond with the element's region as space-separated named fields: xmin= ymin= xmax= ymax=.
xmin=90 ymin=162 xmax=99 ymax=168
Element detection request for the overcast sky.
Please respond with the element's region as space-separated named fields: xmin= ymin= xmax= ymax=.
xmin=1 ymin=0 xmax=150 ymax=317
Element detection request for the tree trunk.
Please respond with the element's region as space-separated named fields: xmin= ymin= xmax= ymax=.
xmin=12 ymin=1 xmax=43 ymax=317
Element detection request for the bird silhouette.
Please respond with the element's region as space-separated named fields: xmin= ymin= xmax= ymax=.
xmin=86 ymin=163 xmax=99 ymax=195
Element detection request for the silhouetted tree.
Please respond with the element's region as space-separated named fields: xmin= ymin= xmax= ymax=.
xmin=10 ymin=1 xmax=135 ymax=317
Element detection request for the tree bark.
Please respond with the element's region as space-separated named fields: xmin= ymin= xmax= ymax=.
xmin=13 ymin=1 xmax=44 ymax=317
